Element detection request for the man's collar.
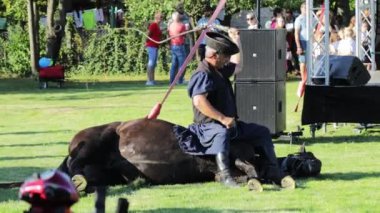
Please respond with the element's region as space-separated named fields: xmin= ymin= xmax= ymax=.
xmin=199 ymin=60 xmax=221 ymax=74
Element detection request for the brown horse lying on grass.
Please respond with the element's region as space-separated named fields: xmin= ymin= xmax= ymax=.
xmin=58 ymin=118 xmax=289 ymax=192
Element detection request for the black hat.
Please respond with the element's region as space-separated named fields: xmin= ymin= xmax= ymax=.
xmin=205 ymin=32 xmax=239 ymax=55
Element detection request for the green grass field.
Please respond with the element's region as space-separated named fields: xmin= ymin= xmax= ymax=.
xmin=0 ymin=75 xmax=379 ymax=212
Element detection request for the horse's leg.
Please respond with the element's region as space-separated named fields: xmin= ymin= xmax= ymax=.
xmin=230 ymin=141 xmax=259 ymax=179
xmin=234 ymin=158 xmax=263 ymax=192
xmin=107 ymin=152 xmax=145 ymax=183
xmin=69 ymin=161 xmax=88 ymax=192
xmin=230 ymin=141 xmax=263 ymax=192
xmin=67 ymin=142 xmax=93 ymax=191
xmin=234 ymin=158 xmax=259 ymax=179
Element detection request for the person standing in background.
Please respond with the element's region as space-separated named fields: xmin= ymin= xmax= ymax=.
xmin=337 ymin=27 xmax=356 ymax=56
xmin=145 ymin=11 xmax=163 ymax=86
xmin=348 ymin=16 xmax=356 ymax=33
xmin=175 ymin=3 xmax=192 ymax=57
xmin=275 ymin=16 xmax=286 ymax=29
xmin=276 ymin=16 xmax=292 ymax=74
xmin=284 ymin=9 xmax=299 ymax=74
xmin=197 ymin=6 xmax=220 ymax=61
xmin=246 ymin=12 xmax=259 ymax=29
xmin=168 ymin=12 xmax=187 ymax=85
xmin=270 ymin=7 xmax=283 ymax=29
xmin=294 ymin=2 xmax=307 ymax=97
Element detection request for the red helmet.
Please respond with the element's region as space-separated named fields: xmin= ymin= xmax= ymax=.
xmin=19 ymin=169 xmax=79 ymax=208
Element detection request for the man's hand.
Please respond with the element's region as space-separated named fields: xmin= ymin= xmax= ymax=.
xmin=296 ymin=47 xmax=303 ymax=55
xmin=193 ymin=94 xmax=236 ymax=129
xmin=220 ymin=116 xmax=236 ymax=129
xmin=228 ymin=27 xmax=242 ymax=74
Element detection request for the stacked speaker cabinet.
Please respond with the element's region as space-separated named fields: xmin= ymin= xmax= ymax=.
xmin=235 ymin=29 xmax=287 ymax=135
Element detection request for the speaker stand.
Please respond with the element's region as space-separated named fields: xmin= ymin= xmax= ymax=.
xmin=275 ymin=126 xmax=304 ymax=145
xmin=354 ymin=123 xmax=380 ymax=134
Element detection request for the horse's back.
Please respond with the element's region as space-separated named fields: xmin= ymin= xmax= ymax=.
xmin=69 ymin=121 xmax=122 ymax=158
xmin=117 ymin=118 xmax=216 ymax=184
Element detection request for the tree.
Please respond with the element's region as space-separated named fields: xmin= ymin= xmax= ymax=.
xmin=332 ymin=0 xmax=352 ymax=26
xmin=2 ymin=0 xmax=27 ymax=22
xmin=0 ymin=1 xmax=6 ymax=17
xmin=0 ymin=0 xmax=48 ymax=23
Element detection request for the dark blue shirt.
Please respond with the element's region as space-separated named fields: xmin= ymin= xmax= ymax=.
xmin=188 ymin=60 xmax=237 ymax=123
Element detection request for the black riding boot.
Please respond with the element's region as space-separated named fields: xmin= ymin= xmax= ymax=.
xmin=216 ymin=152 xmax=239 ymax=188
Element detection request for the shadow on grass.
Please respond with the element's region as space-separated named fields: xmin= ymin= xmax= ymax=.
xmin=132 ymin=208 xmax=301 ymax=213
xmin=276 ymin=134 xmax=380 ymax=144
xmin=0 ymin=130 xmax=73 ymax=136
xmin=0 ymin=167 xmax=51 ymax=202
xmin=305 ymin=134 xmax=380 ymax=144
xmin=0 ymin=155 xmax=66 ymax=161
xmin=0 ymin=167 xmax=49 ymax=190
xmin=0 ymin=78 xmax=177 ymax=95
xmin=106 ymin=185 xmax=135 ymax=196
xmin=0 ymin=141 xmax=68 ymax=148
xmin=317 ymin=171 xmax=380 ymax=181
xmin=0 ymin=188 xmax=19 ymax=203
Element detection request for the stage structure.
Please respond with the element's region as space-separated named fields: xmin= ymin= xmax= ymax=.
xmin=306 ymin=0 xmax=330 ymax=85
xmin=303 ymin=0 xmax=377 ymax=137
xmin=355 ymin=0 xmax=377 ymax=71
xmin=305 ymin=0 xmax=377 ymax=84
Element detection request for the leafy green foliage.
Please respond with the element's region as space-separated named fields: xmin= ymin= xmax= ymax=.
xmin=2 ymin=25 xmax=31 ymax=77
xmin=58 ymin=17 xmax=83 ymax=70
xmin=78 ymin=26 xmax=132 ymax=75
xmin=1 ymin=0 xmax=27 ymax=23
xmin=0 ymin=0 xmax=47 ymax=22
xmin=0 ymin=0 xmax=6 ymax=17
xmin=265 ymin=0 xmax=305 ymax=10
xmin=0 ymin=0 xmax=357 ymax=77
xmin=0 ymin=36 xmax=7 ymax=75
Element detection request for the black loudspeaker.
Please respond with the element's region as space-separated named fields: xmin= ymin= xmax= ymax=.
xmin=236 ymin=29 xmax=286 ymax=81
xmin=235 ymin=81 xmax=286 ymax=135
xmin=312 ymin=55 xmax=371 ymax=86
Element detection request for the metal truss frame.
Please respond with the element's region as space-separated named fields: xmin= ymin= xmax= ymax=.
xmin=306 ymin=0 xmax=377 ymax=85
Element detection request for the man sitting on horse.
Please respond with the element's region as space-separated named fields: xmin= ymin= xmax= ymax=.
xmin=187 ymin=30 xmax=295 ymax=189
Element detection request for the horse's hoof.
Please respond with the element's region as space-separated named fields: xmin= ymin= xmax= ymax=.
xmin=281 ymin=175 xmax=296 ymax=190
xmin=72 ymin=174 xmax=87 ymax=192
xmin=247 ymin=178 xmax=263 ymax=192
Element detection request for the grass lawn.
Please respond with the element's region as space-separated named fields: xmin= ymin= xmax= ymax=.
xmin=0 ymin=74 xmax=379 ymax=212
